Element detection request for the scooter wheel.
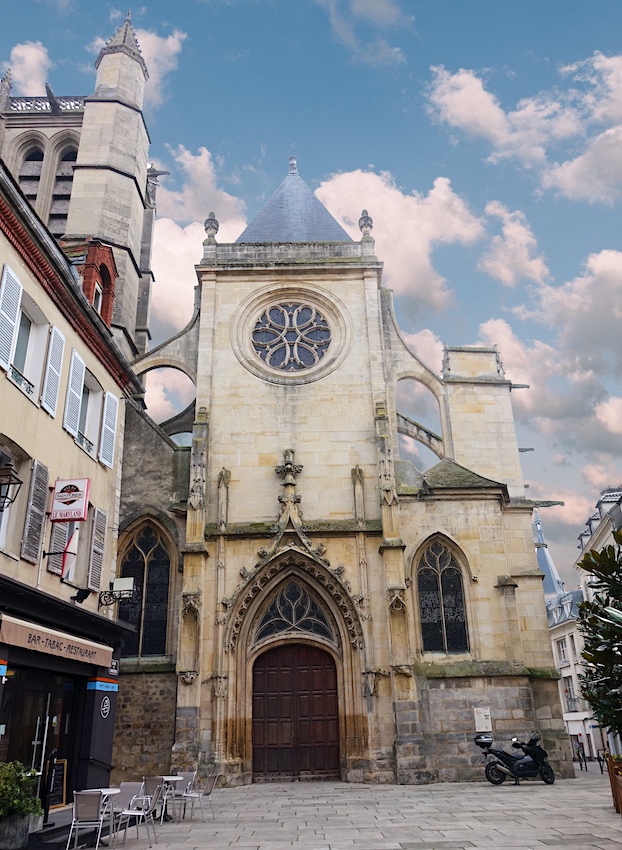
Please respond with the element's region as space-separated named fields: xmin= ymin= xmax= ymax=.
xmin=540 ymin=764 xmax=555 ymax=784
xmin=485 ymin=762 xmax=507 ymax=785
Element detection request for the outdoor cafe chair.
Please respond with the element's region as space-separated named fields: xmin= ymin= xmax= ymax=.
xmin=66 ymin=790 xmax=105 ymax=850
xmin=173 ymin=771 xmax=196 ymax=803
xmin=112 ymin=782 xmax=143 ymax=818
xmin=114 ymin=783 xmax=162 ymax=847
xmin=181 ymin=773 xmax=220 ymax=821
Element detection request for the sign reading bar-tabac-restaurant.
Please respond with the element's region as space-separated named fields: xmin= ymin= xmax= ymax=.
xmin=50 ymin=478 xmax=90 ymax=522
xmin=0 ymin=614 xmax=112 ymax=667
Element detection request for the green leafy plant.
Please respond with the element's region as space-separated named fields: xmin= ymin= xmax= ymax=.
xmin=578 ymin=529 xmax=622 ymax=737
xmin=0 ymin=761 xmax=43 ymax=819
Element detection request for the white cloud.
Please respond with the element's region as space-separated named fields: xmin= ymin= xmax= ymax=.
xmin=135 ymin=28 xmax=187 ymax=109
xmin=315 ymin=0 xmax=407 ymax=65
xmin=401 ymin=328 xmax=444 ymax=372
xmin=594 ymin=398 xmax=622 ymax=436
xmin=157 ymin=145 xmax=247 ymax=229
xmin=2 ymin=41 xmax=53 ymax=96
xmin=316 ymin=170 xmax=483 ymax=315
xmin=427 ymin=65 xmax=580 ymax=167
xmin=479 ymin=201 xmax=549 ymax=286
xmin=143 ymin=368 xmax=196 ymax=424
xmin=562 ymin=51 xmax=622 ymax=125
xmin=543 ymin=127 xmax=622 ymax=203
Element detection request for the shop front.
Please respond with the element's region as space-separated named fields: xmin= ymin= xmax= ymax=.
xmin=0 ymin=576 xmax=131 ymax=803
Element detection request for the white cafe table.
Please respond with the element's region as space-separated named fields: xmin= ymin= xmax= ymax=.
xmin=82 ymin=787 xmax=120 ymax=845
xmin=160 ymin=776 xmax=183 ymax=822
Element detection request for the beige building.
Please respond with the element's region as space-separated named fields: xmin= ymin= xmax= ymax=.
xmin=115 ymin=160 xmax=572 ymax=784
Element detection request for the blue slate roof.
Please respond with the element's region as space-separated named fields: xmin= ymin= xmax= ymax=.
xmin=236 ymin=158 xmax=352 ymax=243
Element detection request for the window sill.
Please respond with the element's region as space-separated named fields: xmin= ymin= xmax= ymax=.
xmin=119 ymin=657 xmax=175 ymax=674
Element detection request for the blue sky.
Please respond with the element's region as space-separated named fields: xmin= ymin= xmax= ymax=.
xmin=3 ymin=0 xmax=622 ymax=581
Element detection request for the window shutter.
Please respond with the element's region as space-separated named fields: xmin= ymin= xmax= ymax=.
xmin=0 ymin=264 xmax=23 ymax=371
xmin=98 ymin=392 xmax=119 ymax=469
xmin=21 ymin=460 xmax=49 ymax=563
xmin=87 ymin=508 xmax=107 ymax=591
xmin=41 ymin=326 xmax=65 ymax=416
xmin=47 ymin=520 xmax=69 ymax=575
xmin=63 ymin=349 xmax=85 ymax=437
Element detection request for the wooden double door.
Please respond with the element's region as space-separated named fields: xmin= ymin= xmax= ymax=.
xmin=252 ymin=644 xmax=340 ymax=780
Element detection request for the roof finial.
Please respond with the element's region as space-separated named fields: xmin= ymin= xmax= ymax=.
xmin=288 ymin=156 xmax=298 ymax=175
xmin=127 ymin=8 xmax=132 ymax=20
xmin=204 ymin=211 xmax=219 ymax=242
xmin=358 ymin=209 xmax=373 ymax=236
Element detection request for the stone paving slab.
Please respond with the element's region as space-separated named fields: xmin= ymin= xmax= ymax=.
xmin=115 ymin=767 xmax=621 ymax=850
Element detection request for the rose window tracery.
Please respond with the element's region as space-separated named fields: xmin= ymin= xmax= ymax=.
xmin=252 ymin=303 xmax=331 ymax=371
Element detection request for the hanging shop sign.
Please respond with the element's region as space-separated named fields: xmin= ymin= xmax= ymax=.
xmin=50 ymin=478 xmax=90 ymax=521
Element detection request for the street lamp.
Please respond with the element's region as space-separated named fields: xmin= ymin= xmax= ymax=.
xmin=0 ymin=463 xmax=22 ymax=512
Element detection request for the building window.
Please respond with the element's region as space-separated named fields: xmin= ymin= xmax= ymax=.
xmin=48 ymin=508 xmax=107 ymax=591
xmin=569 ymin=633 xmax=578 ymax=661
xmin=556 ymin=637 xmax=569 ymax=665
xmin=252 ymin=303 xmax=332 ymax=371
xmin=93 ymin=284 xmax=103 ymax=315
xmin=48 ymin=148 xmax=77 ymax=238
xmin=417 ymin=540 xmax=469 ymax=653
xmin=63 ymin=350 xmax=118 ymax=466
xmin=255 ymin=582 xmax=335 ymax=643
xmin=0 ymin=265 xmax=55 ymax=402
xmin=18 ymin=148 xmax=44 ymax=207
xmin=118 ymin=525 xmax=171 ymax=658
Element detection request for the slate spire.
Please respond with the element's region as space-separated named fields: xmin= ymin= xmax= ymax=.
xmin=533 ymin=509 xmax=565 ymax=598
xmin=95 ymin=12 xmax=148 ymax=79
xmin=236 ymin=157 xmax=352 ymax=243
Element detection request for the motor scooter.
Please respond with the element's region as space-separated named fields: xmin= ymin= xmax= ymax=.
xmin=474 ymin=732 xmax=555 ymax=785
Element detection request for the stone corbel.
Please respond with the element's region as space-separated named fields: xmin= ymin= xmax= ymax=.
xmin=387 ymin=586 xmax=407 ymax=613
xmin=179 ymin=671 xmax=198 ymax=685
xmin=392 ymin=664 xmax=413 ymax=678
xmin=181 ymin=591 xmax=202 ymax=617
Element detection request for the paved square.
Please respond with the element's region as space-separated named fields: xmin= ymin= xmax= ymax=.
xmin=128 ymin=768 xmax=622 ymax=850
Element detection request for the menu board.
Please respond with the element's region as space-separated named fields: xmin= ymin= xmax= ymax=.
xmin=49 ymin=759 xmax=67 ymax=809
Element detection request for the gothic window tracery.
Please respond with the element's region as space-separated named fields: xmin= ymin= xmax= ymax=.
xmin=48 ymin=148 xmax=77 ymax=237
xmin=417 ymin=541 xmax=469 ymax=653
xmin=256 ymin=581 xmax=334 ymax=643
xmin=252 ymin=303 xmax=331 ymax=371
xmin=119 ymin=524 xmax=171 ymax=657
xmin=18 ymin=148 xmax=44 ymax=207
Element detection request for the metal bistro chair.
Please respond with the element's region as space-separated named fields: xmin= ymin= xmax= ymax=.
xmin=66 ymin=790 xmax=105 ymax=850
xmin=173 ymin=770 xmax=196 ymax=808
xmin=114 ymin=783 xmax=163 ymax=847
xmin=181 ymin=773 xmax=220 ymax=821
xmin=112 ymin=782 xmax=144 ymax=819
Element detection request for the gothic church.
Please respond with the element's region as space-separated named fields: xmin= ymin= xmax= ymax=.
xmin=0 ymin=16 xmax=571 ymax=785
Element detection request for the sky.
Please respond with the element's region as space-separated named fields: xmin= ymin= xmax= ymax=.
xmin=3 ymin=0 xmax=622 ymax=583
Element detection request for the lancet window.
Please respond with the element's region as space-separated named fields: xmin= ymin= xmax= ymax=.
xmin=119 ymin=524 xmax=171 ymax=657
xmin=417 ymin=541 xmax=469 ymax=653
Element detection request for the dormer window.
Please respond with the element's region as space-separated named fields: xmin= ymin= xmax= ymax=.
xmin=93 ymin=284 xmax=103 ymax=315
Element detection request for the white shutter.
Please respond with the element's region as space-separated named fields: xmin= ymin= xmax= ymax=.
xmin=0 ymin=264 xmax=23 ymax=371
xmin=87 ymin=508 xmax=107 ymax=591
xmin=21 ymin=460 xmax=49 ymax=563
xmin=98 ymin=392 xmax=119 ymax=469
xmin=63 ymin=350 xmax=85 ymax=437
xmin=47 ymin=520 xmax=69 ymax=575
xmin=41 ymin=326 xmax=65 ymax=416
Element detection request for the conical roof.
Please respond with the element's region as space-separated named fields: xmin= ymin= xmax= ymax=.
xmin=236 ymin=157 xmax=352 ymax=243
xmin=95 ymin=13 xmax=148 ymax=77
xmin=533 ymin=509 xmax=565 ymax=598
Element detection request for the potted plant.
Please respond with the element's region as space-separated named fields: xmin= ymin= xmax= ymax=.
xmin=0 ymin=761 xmax=43 ymax=850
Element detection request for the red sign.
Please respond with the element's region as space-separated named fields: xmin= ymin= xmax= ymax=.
xmin=50 ymin=478 xmax=90 ymax=521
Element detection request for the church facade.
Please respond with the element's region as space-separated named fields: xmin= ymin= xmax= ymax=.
xmin=120 ymin=159 xmax=572 ymax=783
xmin=0 ymin=17 xmax=572 ymax=786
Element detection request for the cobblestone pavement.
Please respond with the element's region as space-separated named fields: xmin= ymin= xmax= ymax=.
xmin=122 ymin=767 xmax=622 ymax=850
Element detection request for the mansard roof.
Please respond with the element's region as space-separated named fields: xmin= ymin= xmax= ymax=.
xmin=236 ymin=157 xmax=352 ymax=243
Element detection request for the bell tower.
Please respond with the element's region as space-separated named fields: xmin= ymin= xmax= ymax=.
xmin=63 ymin=15 xmax=151 ymax=357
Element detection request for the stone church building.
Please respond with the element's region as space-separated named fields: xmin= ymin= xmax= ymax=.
xmin=1 ymin=16 xmax=571 ymax=785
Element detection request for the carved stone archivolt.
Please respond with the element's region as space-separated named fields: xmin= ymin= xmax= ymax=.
xmin=226 ymin=553 xmax=364 ymax=651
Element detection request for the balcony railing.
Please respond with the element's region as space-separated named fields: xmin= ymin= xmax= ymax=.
xmin=75 ymin=431 xmax=94 ymax=454
xmin=566 ymin=697 xmax=588 ymax=713
xmin=9 ymin=365 xmax=34 ymax=396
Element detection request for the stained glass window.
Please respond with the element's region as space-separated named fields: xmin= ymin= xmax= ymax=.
xmin=256 ymin=582 xmax=334 ymax=642
xmin=417 ymin=542 xmax=468 ymax=653
xmin=252 ymin=303 xmax=331 ymax=371
xmin=119 ymin=525 xmax=171 ymax=657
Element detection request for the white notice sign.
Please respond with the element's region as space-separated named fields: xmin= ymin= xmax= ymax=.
xmin=474 ymin=706 xmax=492 ymax=732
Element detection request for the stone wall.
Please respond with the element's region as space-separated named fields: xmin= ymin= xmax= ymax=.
xmin=111 ymin=669 xmax=178 ymax=783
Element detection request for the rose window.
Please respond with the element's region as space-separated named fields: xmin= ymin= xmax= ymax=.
xmin=251 ymin=303 xmax=331 ymax=371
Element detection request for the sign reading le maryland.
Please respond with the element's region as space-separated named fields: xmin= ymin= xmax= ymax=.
xmin=50 ymin=478 xmax=90 ymax=522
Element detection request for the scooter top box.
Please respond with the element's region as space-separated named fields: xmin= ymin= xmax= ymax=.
xmin=474 ymin=734 xmax=494 ymax=748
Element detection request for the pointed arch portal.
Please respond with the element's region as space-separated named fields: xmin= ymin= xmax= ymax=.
xmin=252 ymin=644 xmax=340 ymax=781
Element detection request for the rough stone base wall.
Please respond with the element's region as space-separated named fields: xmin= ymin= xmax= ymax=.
xmin=111 ymin=671 xmax=177 ymax=783
xmin=393 ymin=675 xmax=572 ymax=783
